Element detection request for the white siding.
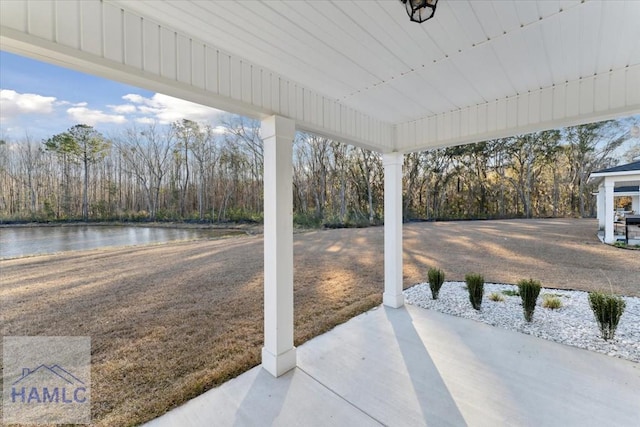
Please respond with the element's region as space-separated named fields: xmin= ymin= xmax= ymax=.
xmin=55 ymin=0 xmax=79 ymax=49
xmin=399 ymin=66 xmax=640 ymax=151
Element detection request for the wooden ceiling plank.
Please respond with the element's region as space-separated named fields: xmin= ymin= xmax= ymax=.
xmin=615 ymin=1 xmax=640 ymax=69
xmin=298 ymin=1 xmax=408 ymax=80
xmin=447 ymin=0 xmax=488 ymax=46
xmin=521 ymin=24 xmax=553 ymax=89
xmin=391 ymin=70 xmax=457 ymax=115
xmin=468 ymin=1 xmax=503 ymax=40
xmin=559 ymin=4 xmax=581 ymax=82
xmin=214 ymin=1 xmax=380 ymax=88
xmin=416 ymin=60 xmax=482 ymax=110
xmin=374 ymin=0 xmax=446 ymax=67
xmin=490 ymin=1 xmax=520 ymax=33
xmin=134 ymin=0 xmax=362 ymax=97
xmin=535 ymin=0 xmax=560 ymax=19
xmin=513 ymin=1 xmax=541 ymax=27
xmin=539 ymin=14 xmax=564 ymax=86
xmin=577 ymin=1 xmax=601 ymax=79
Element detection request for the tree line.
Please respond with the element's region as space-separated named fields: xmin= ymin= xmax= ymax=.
xmin=0 ymin=116 xmax=636 ymax=225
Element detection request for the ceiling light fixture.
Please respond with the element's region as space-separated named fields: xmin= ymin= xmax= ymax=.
xmin=400 ymin=0 xmax=439 ymax=23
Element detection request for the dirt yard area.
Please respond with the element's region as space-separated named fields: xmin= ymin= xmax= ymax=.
xmin=1 ymin=218 xmax=638 ymax=425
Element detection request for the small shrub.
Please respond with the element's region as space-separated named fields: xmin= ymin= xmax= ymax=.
xmin=588 ymin=292 xmax=626 ymax=340
xmin=465 ymin=273 xmax=484 ymax=310
xmin=502 ymin=289 xmax=519 ymax=297
xmin=544 ymin=292 xmax=565 ymax=298
xmin=294 ymin=213 xmax=322 ymax=228
xmin=427 ymin=268 xmax=445 ymax=300
xmin=518 ymin=279 xmax=542 ymax=322
xmin=613 ymin=242 xmax=640 ymax=250
xmin=488 ymin=292 xmax=504 ymax=302
xmin=542 ymin=294 xmax=563 ymax=309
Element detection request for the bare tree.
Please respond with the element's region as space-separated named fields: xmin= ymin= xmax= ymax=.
xmin=2 ymin=115 xmax=634 ymax=224
xmin=16 ymin=135 xmax=43 ymax=215
xmin=564 ymin=122 xmax=624 ymax=217
xmin=116 ymin=125 xmax=175 ymax=220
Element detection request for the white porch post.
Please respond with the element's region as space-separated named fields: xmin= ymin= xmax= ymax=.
xmin=597 ymin=185 xmax=605 ymax=230
xmin=383 ymin=152 xmax=404 ymax=308
xmin=604 ymin=180 xmax=615 ymax=244
xmin=261 ymin=115 xmax=296 ymax=377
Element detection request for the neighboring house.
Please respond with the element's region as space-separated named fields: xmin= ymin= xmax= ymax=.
xmin=589 ymin=160 xmax=640 ymax=243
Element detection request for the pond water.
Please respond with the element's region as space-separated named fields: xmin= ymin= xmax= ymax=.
xmin=0 ymin=225 xmax=242 ymax=259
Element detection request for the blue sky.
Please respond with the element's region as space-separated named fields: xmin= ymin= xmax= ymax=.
xmin=0 ymin=51 xmax=222 ymax=141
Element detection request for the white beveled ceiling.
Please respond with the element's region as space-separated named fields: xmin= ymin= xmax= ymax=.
xmin=111 ymin=0 xmax=640 ymax=151
xmin=1 ymin=0 xmax=639 ymax=152
xmin=114 ymin=0 xmax=640 ymax=123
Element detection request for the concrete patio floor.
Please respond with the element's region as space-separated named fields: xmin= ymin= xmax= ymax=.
xmin=146 ymin=304 xmax=640 ymax=427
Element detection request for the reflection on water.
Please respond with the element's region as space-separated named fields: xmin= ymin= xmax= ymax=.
xmin=0 ymin=226 xmax=240 ymax=259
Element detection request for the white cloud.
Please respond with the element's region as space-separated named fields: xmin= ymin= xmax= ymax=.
xmin=121 ymin=92 xmax=222 ymax=124
xmin=56 ymin=101 xmax=87 ymax=107
xmin=0 ymin=89 xmax=56 ymax=119
xmin=109 ymin=104 xmax=137 ymax=114
xmin=66 ymin=107 xmax=127 ymax=126
xmin=137 ymin=105 xmax=161 ymax=115
xmin=1 ymin=88 xmax=222 ymax=138
xmin=135 ymin=117 xmax=156 ymax=125
xmin=122 ymin=94 xmax=145 ymax=104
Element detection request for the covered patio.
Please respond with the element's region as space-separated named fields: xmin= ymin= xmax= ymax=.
xmin=146 ymin=304 xmax=640 ymax=426
xmin=2 ymin=0 xmax=639 ymax=424
xmin=590 ymin=160 xmax=640 ymax=244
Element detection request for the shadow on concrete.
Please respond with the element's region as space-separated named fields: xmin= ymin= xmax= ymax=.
xmin=385 ymin=306 xmax=468 ymax=426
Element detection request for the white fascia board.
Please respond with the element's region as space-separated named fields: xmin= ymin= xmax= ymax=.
xmin=588 ymin=176 xmax=604 ymax=185
xmin=590 ymin=172 xmax=640 ymax=180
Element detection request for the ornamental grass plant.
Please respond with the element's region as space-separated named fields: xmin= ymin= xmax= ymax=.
xmin=588 ymin=292 xmax=626 ymax=340
xmin=518 ymin=278 xmax=542 ymax=322
xmin=427 ymin=267 xmax=445 ymax=300
xmin=465 ymin=273 xmax=484 ymax=310
xmin=542 ymin=294 xmax=563 ymax=310
xmin=489 ymin=292 xmax=505 ymax=302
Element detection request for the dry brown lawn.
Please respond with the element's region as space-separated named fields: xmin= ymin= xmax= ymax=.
xmin=1 ymin=218 xmax=638 ymax=425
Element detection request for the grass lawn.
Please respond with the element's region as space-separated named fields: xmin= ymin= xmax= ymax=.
xmin=1 ymin=218 xmax=638 ymax=425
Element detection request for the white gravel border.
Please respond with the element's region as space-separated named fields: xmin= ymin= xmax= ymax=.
xmin=404 ymin=282 xmax=640 ymax=363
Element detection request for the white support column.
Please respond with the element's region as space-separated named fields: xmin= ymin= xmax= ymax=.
xmin=261 ymin=115 xmax=296 ymax=377
xmin=383 ymin=152 xmax=404 ymax=308
xmin=604 ymin=180 xmax=615 ymax=244
xmin=597 ymin=185 xmax=605 ymax=230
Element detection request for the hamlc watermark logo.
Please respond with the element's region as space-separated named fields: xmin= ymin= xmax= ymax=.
xmin=3 ymin=336 xmax=91 ymax=424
